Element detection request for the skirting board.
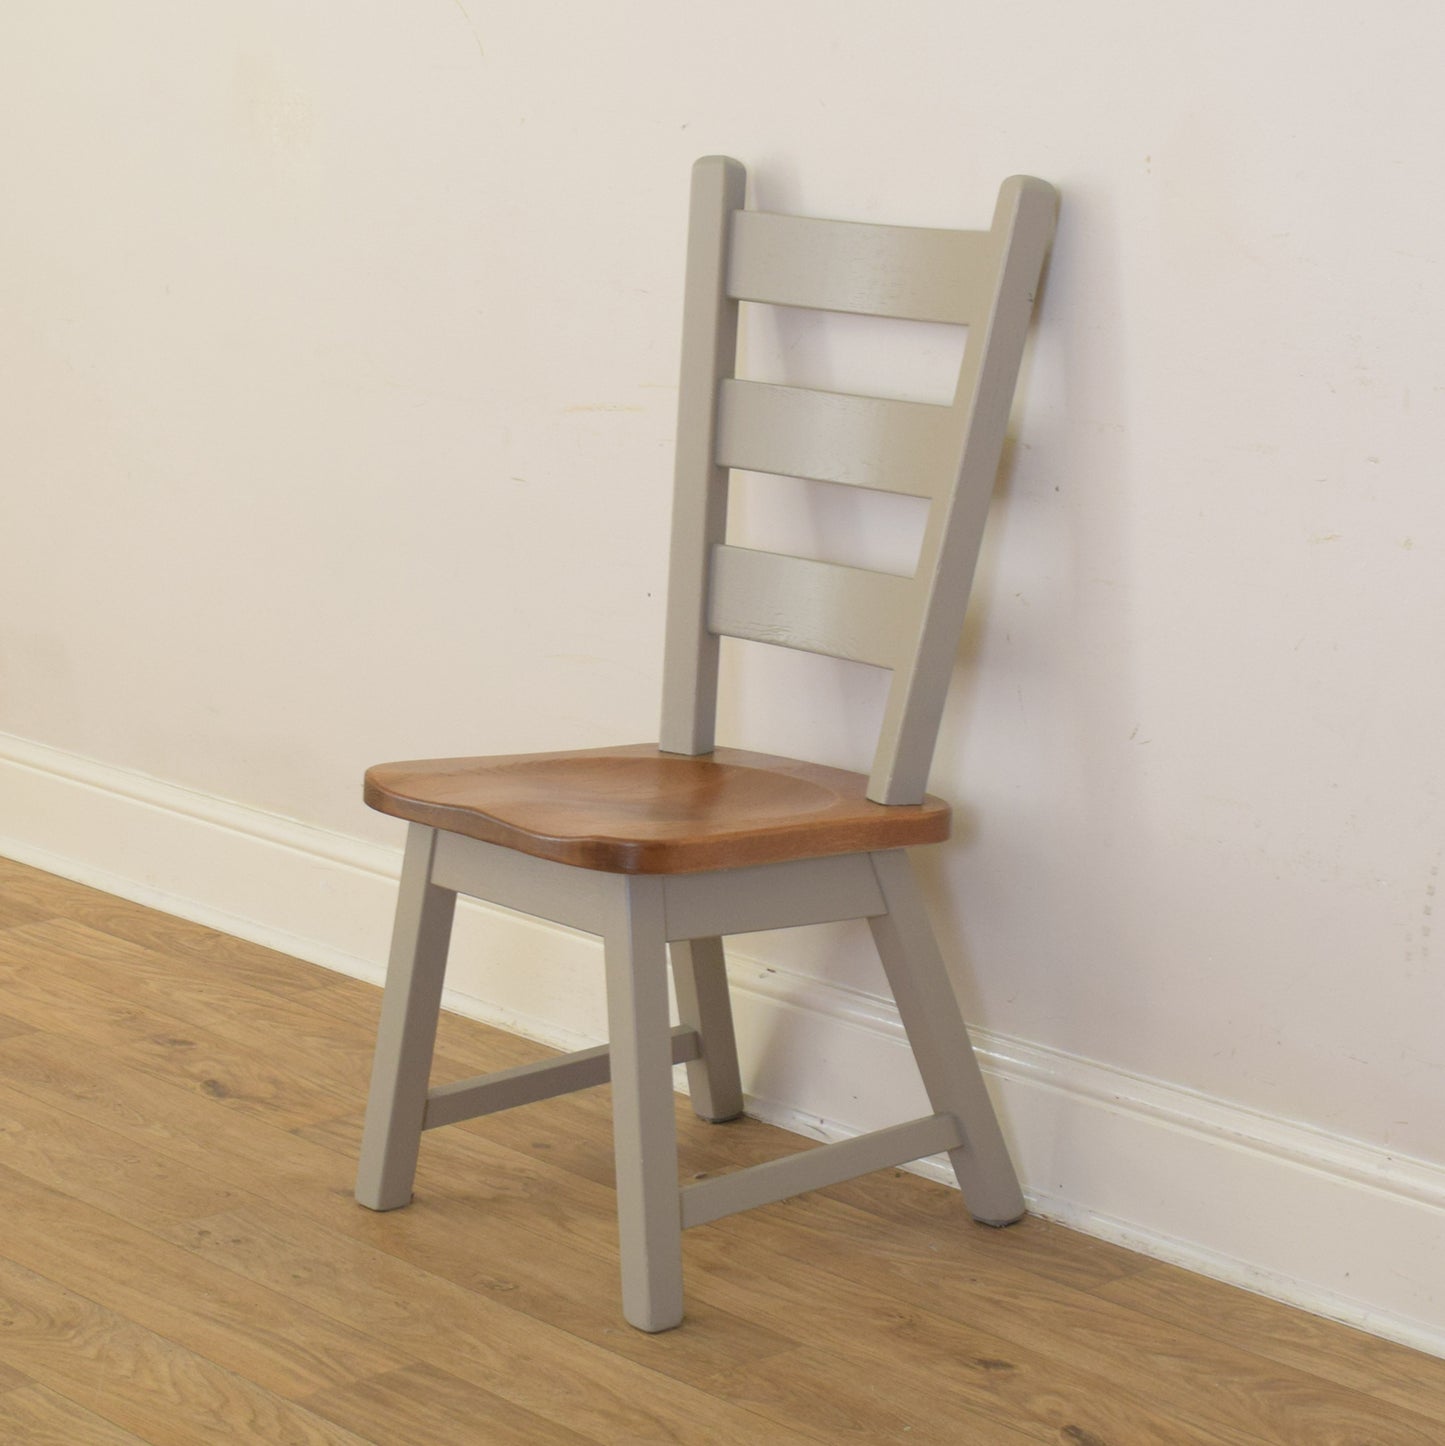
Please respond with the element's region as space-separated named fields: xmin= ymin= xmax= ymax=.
xmin=1 ymin=729 xmax=1442 ymax=1358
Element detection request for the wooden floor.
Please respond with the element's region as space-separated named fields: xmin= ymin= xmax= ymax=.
xmin=0 ymin=859 xmax=1441 ymax=1444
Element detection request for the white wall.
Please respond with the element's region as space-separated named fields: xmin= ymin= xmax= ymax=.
xmin=3 ymin=1 xmax=1444 ymax=1349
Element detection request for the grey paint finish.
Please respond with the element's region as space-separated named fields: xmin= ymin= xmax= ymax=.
xmin=422 ymin=1025 xmax=702 ymax=1130
xmin=679 ymin=1112 xmax=965 ymax=1228
xmin=706 ymin=543 xmax=917 ymax=668
xmin=867 ymin=849 xmax=1025 ymax=1224
xmin=355 ymin=825 xmax=457 ymax=1211
xmin=659 ymin=164 xmax=1057 ymax=809
xmin=658 ymin=155 xmax=746 ymax=758
xmin=604 ymin=875 xmax=686 ymax=1331
xmin=715 ymin=379 xmax=954 ymax=498
xmin=429 ymin=829 xmax=618 ymax=933
xmin=727 ymin=209 xmax=999 ymax=324
xmin=669 ymin=936 xmax=744 ymax=1123
xmin=869 ymin=176 xmax=1058 ymax=804
xmin=660 ymin=850 xmax=885 ymax=940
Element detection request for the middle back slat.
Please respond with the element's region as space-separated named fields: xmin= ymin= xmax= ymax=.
xmin=706 ymin=544 xmax=918 ymax=669
xmin=715 ymin=380 xmax=954 ymax=499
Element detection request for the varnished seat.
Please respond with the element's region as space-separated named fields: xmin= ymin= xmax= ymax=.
xmin=364 ymin=744 xmax=950 ymax=874
xmin=355 ymin=156 xmax=1057 ymax=1333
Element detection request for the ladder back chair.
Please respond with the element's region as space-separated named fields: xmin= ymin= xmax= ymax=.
xmin=357 ymin=156 xmax=1058 ymax=1332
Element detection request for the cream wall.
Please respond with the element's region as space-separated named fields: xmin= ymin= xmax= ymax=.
xmin=3 ymin=2 xmax=1443 ymax=1345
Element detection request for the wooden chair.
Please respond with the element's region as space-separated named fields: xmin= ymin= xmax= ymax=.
xmin=356 ymin=156 xmax=1058 ymax=1332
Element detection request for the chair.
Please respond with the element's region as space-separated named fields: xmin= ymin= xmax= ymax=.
xmin=355 ymin=156 xmax=1057 ymax=1332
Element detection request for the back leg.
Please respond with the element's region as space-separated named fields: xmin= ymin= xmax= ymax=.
xmin=866 ymin=849 xmax=1024 ymax=1225
xmin=356 ymin=825 xmax=458 ymax=1211
xmin=670 ymin=936 xmax=744 ymax=1122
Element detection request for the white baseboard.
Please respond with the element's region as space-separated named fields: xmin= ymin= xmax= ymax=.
xmin=2 ymin=729 xmax=1442 ymax=1358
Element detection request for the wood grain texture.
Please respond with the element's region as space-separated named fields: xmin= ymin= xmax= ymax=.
xmin=0 ymin=1256 xmax=372 ymax=1445
xmin=0 ymin=929 xmax=357 ymax=1130
xmin=680 ymin=1227 xmax=1231 ymax=1446
xmin=0 ymin=856 xmax=1443 ymax=1446
xmin=365 ymin=743 xmax=949 ymax=874
xmin=695 ymin=1343 xmax=1039 ymax=1446
xmin=0 ymin=856 xmax=325 ymax=993
xmin=0 ymin=890 xmax=56 ymax=933
xmin=714 ymin=1195 xmax=1443 ymax=1446
xmin=163 ymin=1205 xmax=821 ymax=1445
xmin=0 ymin=917 xmax=305 ymax=1029
xmin=0 ymin=1160 xmax=401 ymax=1400
xmin=302 ymin=1364 xmax=594 ymax=1446
xmin=0 ymin=1083 xmax=246 ymax=1227
xmin=1097 ymin=1264 xmax=1445 ymax=1430
xmin=0 ymin=1384 xmax=152 ymax=1445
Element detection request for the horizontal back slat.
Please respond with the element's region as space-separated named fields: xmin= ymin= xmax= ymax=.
xmin=706 ymin=544 xmax=916 ymax=669
xmin=715 ymin=380 xmax=954 ymax=499
xmin=728 ymin=210 xmax=997 ymax=324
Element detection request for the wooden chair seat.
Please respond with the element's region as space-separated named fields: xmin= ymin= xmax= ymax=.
xmin=364 ymin=744 xmax=951 ymax=875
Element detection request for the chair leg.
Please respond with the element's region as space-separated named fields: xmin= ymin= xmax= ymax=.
xmin=605 ymin=875 xmax=685 ymax=1332
xmin=670 ymin=936 xmax=744 ymax=1123
xmin=356 ymin=825 xmax=458 ymax=1211
xmin=867 ymin=849 xmax=1025 ymax=1226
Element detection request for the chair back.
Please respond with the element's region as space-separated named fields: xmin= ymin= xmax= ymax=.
xmin=660 ymin=156 xmax=1057 ymax=804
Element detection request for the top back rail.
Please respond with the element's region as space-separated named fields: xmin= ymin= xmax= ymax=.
xmin=660 ymin=156 xmax=1056 ymax=805
xmin=727 ymin=209 xmax=999 ymax=325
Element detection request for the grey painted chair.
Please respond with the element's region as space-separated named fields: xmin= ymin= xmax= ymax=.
xmin=357 ymin=157 xmax=1057 ymax=1332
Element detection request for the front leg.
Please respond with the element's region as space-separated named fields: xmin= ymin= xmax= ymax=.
xmin=605 ymin=875 xmax=685 ymax=1331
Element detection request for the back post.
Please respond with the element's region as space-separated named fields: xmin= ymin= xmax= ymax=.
xmin=659 ymin=155 xmax=746 ymax=756
xmin=867 ymin=175 xmax=1057 ymax=803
